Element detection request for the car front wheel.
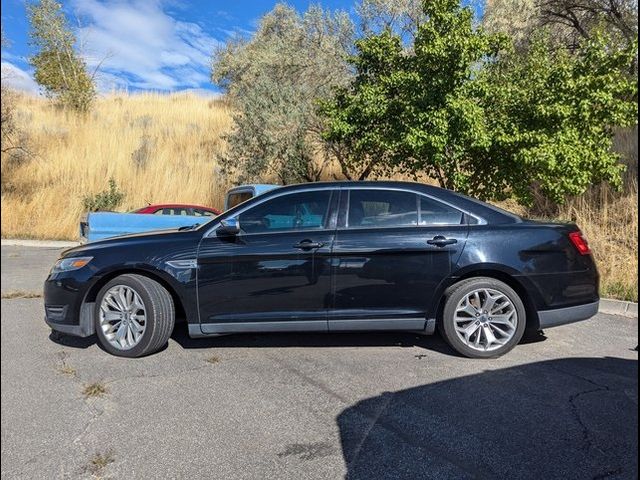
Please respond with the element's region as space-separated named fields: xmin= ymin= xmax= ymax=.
xmin=440 ymin=277 xmax=526 ymax=359
xmin=94 ymin=274 xmax=175 ymax=357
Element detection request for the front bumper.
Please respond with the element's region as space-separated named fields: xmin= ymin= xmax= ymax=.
xmin=44 ymin=273 xmax=96 ymax=337
xmin=538 ymin=300 xmax=599 ymax=329
xmin=45 ymin=316 xmax=92 ymax=337
xmin=45 ymin=301 xmax=95 ymax=337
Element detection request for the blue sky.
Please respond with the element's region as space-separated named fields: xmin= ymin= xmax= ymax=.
xmin=1 ymin=0 xmax=482 ymax=95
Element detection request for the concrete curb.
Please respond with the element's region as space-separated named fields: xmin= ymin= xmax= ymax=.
xmin=599 ymin=298 xmax=638 ymax=318
xmin=1 ymin=239 xmax=79 ymax=248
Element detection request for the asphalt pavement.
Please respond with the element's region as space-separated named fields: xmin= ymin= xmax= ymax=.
xmin=1 ymin=245 xmax=637 ymax=479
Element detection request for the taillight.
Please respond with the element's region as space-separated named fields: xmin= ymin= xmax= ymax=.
xmin=569 ymin=231 xmax=591 ymax=255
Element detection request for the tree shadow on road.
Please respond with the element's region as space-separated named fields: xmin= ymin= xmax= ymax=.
xmin=336 ymin=356 xmax=638 ymax=480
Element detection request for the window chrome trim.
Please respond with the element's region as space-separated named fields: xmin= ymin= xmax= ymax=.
xmin=204 ymin=185 xmax=486 ymax=238
xmin=340 ymin=186 xmax=485 ymax=229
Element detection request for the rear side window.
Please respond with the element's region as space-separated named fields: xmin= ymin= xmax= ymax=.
xmin=348 ymin=190 xmax=418 ymax=228
xmin=238 ymin=191 xmax=332 ymax=234
xmin=419 ymin=196 xmax=464 ymax=225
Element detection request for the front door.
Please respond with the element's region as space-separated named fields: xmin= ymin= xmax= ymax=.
xmin=329 ymin=188 xmax=469 ymax=331
xmin=196 ymin=189 xmax=337 ymax=334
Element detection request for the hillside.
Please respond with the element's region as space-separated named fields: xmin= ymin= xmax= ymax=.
xmin=2 ymin=93 xmax=233 ymax=239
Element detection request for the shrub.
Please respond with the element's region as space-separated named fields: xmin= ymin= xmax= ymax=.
xmin=82 ymin=178 xmax=125 ymax=212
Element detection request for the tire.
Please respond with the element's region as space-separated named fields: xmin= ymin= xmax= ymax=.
xmin=94 ymin=274 xmax=175 ymax=357
xmin=440 ymin=277 xmax=526 ymax=359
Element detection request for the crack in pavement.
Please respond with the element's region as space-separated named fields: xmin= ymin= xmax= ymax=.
xmin=6 ymin=351 xmax=103 ymax=478
xmin=264 ymin=351 xmax=494 ymax=480
xmin=546 ymin=365 xmax=622 ymax=464
xmin=567 ymin=386 xmax=609 ymax=454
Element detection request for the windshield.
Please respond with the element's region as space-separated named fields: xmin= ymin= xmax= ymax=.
xmin=226 ymin=191 xmax=254 ymax=209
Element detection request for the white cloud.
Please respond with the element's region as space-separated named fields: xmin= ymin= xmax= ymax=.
xmin=1 ymin=61 xmax=41 ymax=95
xmin=73 ymin=0 xmax=221 ymax=91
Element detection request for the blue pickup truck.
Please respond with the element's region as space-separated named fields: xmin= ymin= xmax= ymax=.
xmin=81 ymin=184 xmax=279 ymax=243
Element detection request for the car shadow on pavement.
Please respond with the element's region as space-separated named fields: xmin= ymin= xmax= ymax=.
xmin=48 ymin=330 xmax=171 ymax=355
xmin=336 ymin=356 xmax=639 ymax=480
xmin=170 ymin=322 xmax=547 ymax=355
xmin=170 ymin=322 xmax=469 ymax=357
xmin=47 ymin=322 xmax=549 ymax=357
xmin=48 ymin=330 xmax=96 ymax=349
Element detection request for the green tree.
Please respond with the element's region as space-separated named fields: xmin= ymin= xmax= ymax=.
xmin=27 ymin=0 xmax=95 ymax=112
xmin=322 ymin=0 xmax=506 ymax=184
xmin=212 ymin=4 xmax=353 ymax=184
xmin=322 ymin=0 xmax=638 ymax=205
xmin=476 ymin=33 xmax=638 ymax=206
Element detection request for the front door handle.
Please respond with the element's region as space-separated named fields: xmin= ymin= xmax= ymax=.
xmin=293 ymin=240 xmax=324 ymax=250
xmin=427 ymin=236 xmax=458 ymax=247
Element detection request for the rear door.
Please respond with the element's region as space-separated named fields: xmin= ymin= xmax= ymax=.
xmin=329 ymin=188 xmax=469 ymax=331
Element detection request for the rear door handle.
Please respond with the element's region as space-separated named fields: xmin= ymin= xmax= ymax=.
xmin=293 ymin=240 xmax=324 ymax=250
xmin=427 ymin=236 xmax=458 ymax=247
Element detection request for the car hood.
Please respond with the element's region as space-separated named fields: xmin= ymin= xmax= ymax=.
xmin=62 ymin=228 xmax=199 ymax=257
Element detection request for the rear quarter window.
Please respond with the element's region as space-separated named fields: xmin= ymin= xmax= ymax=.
xmin=419 ymin=196 xmax=464 ymax=225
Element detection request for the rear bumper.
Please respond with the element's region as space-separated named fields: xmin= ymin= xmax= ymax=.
xmin=538 ymin=300 xmax=599 ymax=329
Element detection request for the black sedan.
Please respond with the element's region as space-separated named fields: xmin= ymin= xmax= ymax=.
xmin=44 ymin=181 xmax=599 ymax=358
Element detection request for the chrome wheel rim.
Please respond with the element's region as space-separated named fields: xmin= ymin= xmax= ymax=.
xmin=453 ymin=288 xmax=517 ymax=352
xmin=99 ymin=285 xmax=146 ymax=350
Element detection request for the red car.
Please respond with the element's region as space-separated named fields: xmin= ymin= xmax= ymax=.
xmin=133 ymin=204 xmax=221 ymax=217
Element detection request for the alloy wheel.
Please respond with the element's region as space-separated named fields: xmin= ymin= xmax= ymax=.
xmin=453 ymin=288 xmax=518 ymax=352
xmin=99 ymin=285 xmax=147 ymax=350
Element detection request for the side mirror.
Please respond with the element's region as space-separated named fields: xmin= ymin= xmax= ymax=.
xmin=216 ymin=217 xmax=240 ymax=237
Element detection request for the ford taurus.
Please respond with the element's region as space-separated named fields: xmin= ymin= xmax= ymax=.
xmin=44 ymin=182 xmax=599 ymax=358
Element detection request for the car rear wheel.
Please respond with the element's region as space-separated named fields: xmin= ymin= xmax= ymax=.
xmin=440 ymin=277 xmax=526 ymax=359
xmin=94 ymin=274 xmax=175 ymax=357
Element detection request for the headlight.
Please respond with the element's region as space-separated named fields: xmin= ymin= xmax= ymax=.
xmin=52 ymin=256 xmax=93 ymax=273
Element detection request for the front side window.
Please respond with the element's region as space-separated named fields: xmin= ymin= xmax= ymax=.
xmin=238 ymin=191 xmax=332 ymax=234
xmin=347 ymin=190 xmax=418 ymax=228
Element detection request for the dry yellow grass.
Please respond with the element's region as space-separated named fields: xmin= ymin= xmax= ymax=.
xmin=491 ymin=182 xmax=638 ymax=301
xmin=556 ymin=181 xmax=638 ymax=302
xmin=0 ymin=290 xmax=43 ymax=299
xmin=1 ymin=93 xmax=637 ymax=300
xmin=1 ymin=92 xmax=234 ymax=239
